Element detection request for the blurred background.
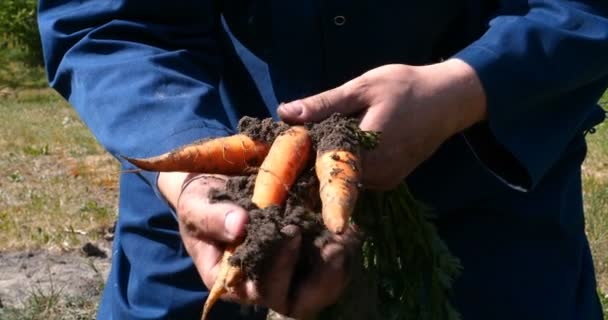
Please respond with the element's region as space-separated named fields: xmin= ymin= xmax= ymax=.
xmin=0 ymin=1 xmax=607 ymax=319
xmin=1 ymin=1 xmax=116 ymax=319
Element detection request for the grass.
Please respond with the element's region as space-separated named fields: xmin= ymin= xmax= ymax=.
xmin=0 ymin=88 xmax=119 ymax=251
xmin=0 ymin=266 xmax=103 ymax=320
xmin=583 ymin=90 xmax=608 ymax=300
xmin=0 ymin=294 xmax=98 ymax=320
xmin=0 ymin=47 xmax=47 ymax=89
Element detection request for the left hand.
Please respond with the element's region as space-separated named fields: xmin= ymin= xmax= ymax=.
xmin=278 ymin=59 xmax=487 ymax=190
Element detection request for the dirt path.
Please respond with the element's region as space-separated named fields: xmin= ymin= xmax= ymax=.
xmin=0 ymin=247 xmax=110 ymax=309
xmin=0 ymin=246 xmax=295 ymax=319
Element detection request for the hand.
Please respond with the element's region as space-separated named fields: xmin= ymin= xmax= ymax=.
xmin=158 ymin=172 xmax=360 ymax=318
xmin=278 ymin=59 xmax=487 ymax=190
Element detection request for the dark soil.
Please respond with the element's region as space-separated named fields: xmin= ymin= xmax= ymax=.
xmin=308 ymin=114 xmax=361 ymax=153
xmin=210 ymin=114 xmax=370 ymax=310
xmin=239 ymin=113 xmax=362 ymax=152
xmin=238 ymin=117 xmax=289 ymax=143
xmin=210 ymin=170 xmax=325 ymax=284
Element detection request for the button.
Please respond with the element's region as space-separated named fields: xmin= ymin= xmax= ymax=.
xmin=333 ymin=15 xmax=346 ymax=26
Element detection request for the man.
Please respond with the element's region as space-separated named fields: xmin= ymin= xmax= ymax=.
xmin=38 ymin=0 xmax=608 ymax=319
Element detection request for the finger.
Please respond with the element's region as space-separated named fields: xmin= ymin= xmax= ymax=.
xmin=216 ymin=226 xmax=302 ymax=307
xmin=219 ymin=278 xmax=259 ymax=305
xmin=331 ymin=225 xmax=364 ymax=249
xmin=289 ymin=243 xmax=348 ymax=318
xmin=277 ymin=80 xmax=366 ymax=123
xmin=188 ymin=239 xmax=224 ymax=291
xmin=187 ymin=235 xmax=258 ymax=305
xmin=178 ymin=199 xmax=249 ymax=243
xmin=288 ymin=228 xmax=361 ymax=318
xmin=259 ymin=225 xmax=302 ymax=315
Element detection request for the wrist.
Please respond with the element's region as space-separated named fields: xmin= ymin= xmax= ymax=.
xmin=157 ymin=172 xmax=191 ymax=208
xmin=421 ymin=59 xmax=487 ymax=138
xmin=158 ymin=172 xmax=229 ymax=211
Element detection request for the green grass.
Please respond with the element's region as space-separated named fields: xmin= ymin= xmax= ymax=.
xmin=601 ymin=290 xmax=608 ymax=318
xmin=0 ymin=275 xmax=102 ymax=320
xmin=584 ymin=90 xmax=608 ymax=304
xmin=0 ymin=47 xmax=47 ymax=89
xmin=0 ymin=88 xmax=119 ymax=251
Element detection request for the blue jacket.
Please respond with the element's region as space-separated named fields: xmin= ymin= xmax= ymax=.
xmin=38 ymin=1 xmax=608 ymax=319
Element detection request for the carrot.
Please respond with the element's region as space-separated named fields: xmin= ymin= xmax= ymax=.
xmin=123 ymin=134 xmax=270 ymax=174
xmin=201 ymin=246 xmax=236 ymax=320
xmin=201 ymin=126 xmax=312 ymax=320
xmin=251 ymin=126 xmax=312 ymax=208
xmin=315 ymin=149 xmax=361 ymax=234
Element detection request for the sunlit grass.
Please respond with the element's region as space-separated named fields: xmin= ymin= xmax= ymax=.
xmin=584 ymin=91 xmax=608 ymax=309
xmin=0 ymin=88 xmax=119 ymax=250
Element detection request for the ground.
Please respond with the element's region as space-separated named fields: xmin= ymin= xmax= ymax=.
xmin=0 ymin=86 xmax=606 ymax=319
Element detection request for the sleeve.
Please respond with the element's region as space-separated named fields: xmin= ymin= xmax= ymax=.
xmin=38 ymin=0 xmax=232 ymax=197
xmin=453 ymin=0 xmax=608 ymax=190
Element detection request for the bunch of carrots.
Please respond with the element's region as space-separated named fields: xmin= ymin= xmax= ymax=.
xmin=126 ymin=115 xmax=462 ymax=320
xmin=125 ymin=116 xmax=362 ymax=320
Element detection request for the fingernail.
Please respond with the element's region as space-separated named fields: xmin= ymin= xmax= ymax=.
xmin=278 ymin=102 xmax=303 ymax=118
xmin=224 ymin=211 xmax=242 ymax=239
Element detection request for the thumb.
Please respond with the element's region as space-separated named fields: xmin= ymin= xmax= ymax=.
xmin=278 ymin=81 xmax=365 ymax=123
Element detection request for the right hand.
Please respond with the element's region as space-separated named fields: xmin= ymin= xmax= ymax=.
xmin=158 ymin=172 xmax=359 ymax=318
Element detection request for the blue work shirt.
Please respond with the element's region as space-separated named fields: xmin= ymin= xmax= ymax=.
xmin=38 ymin=1 xmax=608 ymax=319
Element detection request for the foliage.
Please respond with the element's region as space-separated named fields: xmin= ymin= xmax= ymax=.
xmin=363 ymin=186 xmax=461 ymax=320
xmin=0 ymin=0 xmax=43 ymax=66
xmin=0 ymin=47 xmax=47 ymax=89
xmin=320 ymin=184 xmax=461 ymax=320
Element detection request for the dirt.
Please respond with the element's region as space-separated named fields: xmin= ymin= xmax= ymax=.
xmin=0 ymin=245 xmax=111 ymax=308
xmin=238 ymin=114 xmax=363 ymax=152
xmin=308 ymin=114 xmax=361 ymax=153
xmin=210 ymin=171 xmax=326 ymax=284
xmin=207 ymin=114 xmax=369 ymax=308
xmin=238 ymin=117 xmax=289 ymax=143
xmin=0 ymin=245 xmax=301 ymax=320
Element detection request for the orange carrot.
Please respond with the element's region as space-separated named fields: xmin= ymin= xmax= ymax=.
xmin=251 ymin=126 xmax=312 ymax=208
xmin=315 ymin=149 xmax=361 ymax=234
xmin=123 ymin=134 xmax=270 ymax=174
xmin=201 ymin=126 xmax=312 ymax=320
xmin=201 ymin=246 xmax=236 ymax=320
xmin=200 ymin=248 xmax=244 ymax=320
